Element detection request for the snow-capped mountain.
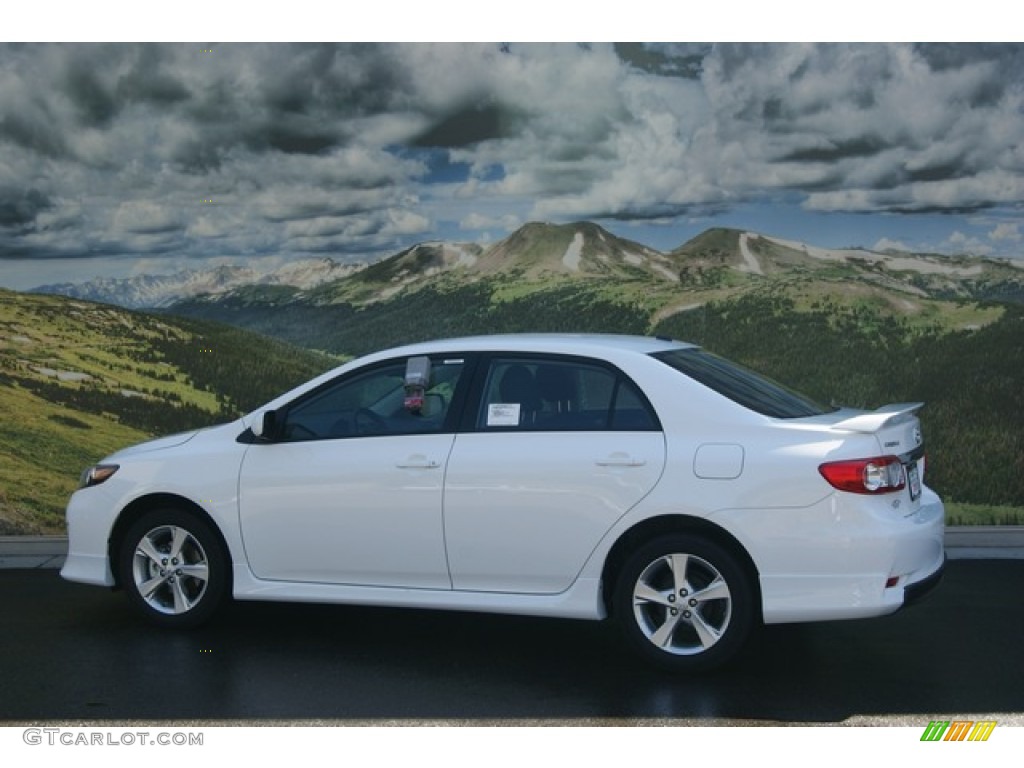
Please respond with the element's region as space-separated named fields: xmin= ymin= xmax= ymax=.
xmin=32 ymin=222 xmax=1024 ymax=310
xmin=33 ymin=257 xmax=366 ymax=309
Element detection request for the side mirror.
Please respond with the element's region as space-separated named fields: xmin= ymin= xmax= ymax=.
xmin=251 ymin=410 xmax=279 ymax=441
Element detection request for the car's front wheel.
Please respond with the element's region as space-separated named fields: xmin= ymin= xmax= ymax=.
xmin=118 ymin=508 xmax=228 ymax=628
xmin=613 ymin=534 xmax=755 ymax=671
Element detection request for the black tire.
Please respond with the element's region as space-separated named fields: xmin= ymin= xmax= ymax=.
xmin=612 ymin=534 xmax=755 ymax=672
xmin=118 ymin=508 xmax=229 ymax=628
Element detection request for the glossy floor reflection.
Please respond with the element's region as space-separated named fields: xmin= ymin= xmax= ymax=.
xmin=2 ymin=561 xmax=1021 ymax=722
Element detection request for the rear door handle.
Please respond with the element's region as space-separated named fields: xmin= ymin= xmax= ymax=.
xmin=596 ymin=453 xmax=646 ymax=467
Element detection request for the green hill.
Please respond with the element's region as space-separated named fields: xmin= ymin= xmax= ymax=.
xmin=14 ymin=223 xmax=1023 ymax=526
xmin=0 ymin=290 xmax=333 ymax=533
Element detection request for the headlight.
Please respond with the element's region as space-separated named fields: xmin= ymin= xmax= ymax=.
xmin=79 ymin=464 xmax=119 ymax=488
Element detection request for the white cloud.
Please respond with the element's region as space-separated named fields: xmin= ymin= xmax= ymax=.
xmin=989 ymin=222 xmax=1022 ymax=242
xmin=695 ymin=44 xmax=1024 ymax=214
xmin=382 ymin=209 xmax=431 ymax=237
xmin=947 ymin=230 xmax=993 ymax=256
xmin=873 ymin=237 xmax=911 ymax=253
xmin=3 ymin=42 xmax=1024 ymax=276
xmin=460 ymin=212 xmax=520 ymax=231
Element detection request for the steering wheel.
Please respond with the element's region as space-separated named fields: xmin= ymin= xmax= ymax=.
xmin=354 ymin=408 xmax=387 ymax=435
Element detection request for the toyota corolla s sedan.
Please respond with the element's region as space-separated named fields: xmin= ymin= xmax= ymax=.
xmin=62 ymin=334 xmax=945 ymax=670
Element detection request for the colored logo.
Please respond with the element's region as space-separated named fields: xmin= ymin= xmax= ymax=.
xmin=920 ymin=720 xmax=996 ymax=742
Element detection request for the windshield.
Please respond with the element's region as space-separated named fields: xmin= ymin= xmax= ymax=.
xmin=652 ymin=349 xmax=833 ymax=419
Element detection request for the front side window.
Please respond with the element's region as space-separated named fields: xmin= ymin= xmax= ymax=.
xmin=477 ymin=357 xmax=659 ymax=431
xmin=281 ymin=357 xmax=466 ymax=440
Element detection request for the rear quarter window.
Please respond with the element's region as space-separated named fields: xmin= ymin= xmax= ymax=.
xmin=652 ymin=349 xmax=832 ymax=419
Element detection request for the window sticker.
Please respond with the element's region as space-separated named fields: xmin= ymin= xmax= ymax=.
xmin=487 ymin=403 xmax=521 ymax=427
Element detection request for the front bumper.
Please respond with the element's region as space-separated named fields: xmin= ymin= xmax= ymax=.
xmin=60 ymin=486 xmax=117 ymax=587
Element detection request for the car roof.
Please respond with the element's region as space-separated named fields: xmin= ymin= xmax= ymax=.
xmin=368 ymin=333 xmax=696 ymax=360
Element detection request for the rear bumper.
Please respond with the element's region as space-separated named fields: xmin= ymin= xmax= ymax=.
xmin=717 ymin=486 xmax=945 ymax=624
xmin=902 ymin=553 xmax=945 ymax=608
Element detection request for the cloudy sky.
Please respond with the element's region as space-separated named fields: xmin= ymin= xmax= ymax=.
xmin=1 ymin=42 xmax=1023 ymax=289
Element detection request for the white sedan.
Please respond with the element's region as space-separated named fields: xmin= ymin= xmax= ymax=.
xmin=62 ymin=334 xmax=945 ymax=670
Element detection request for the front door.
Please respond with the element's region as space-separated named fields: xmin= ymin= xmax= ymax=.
xmin=238 ymin=356 xmax=468 ymax=588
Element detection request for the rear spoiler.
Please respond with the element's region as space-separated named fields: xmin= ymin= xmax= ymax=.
xmin=833 ymin=403 xmax=924 ymax=433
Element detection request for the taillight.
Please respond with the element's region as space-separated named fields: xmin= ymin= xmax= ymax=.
xmin=818 ymin=456 xmax=906 ymax=495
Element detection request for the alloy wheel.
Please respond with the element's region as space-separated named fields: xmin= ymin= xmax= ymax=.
xmin=631 ymin=551 xmax=733 ymax=656
xmin=131 ymin=524 xmax=211 ymax=616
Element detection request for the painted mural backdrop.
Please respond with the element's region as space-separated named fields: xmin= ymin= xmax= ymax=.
xmin=1 ymin=44 xmax=1022 ymax=532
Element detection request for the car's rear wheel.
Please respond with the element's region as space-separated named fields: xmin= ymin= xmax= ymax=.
xmin=118 ymin=508 xmax=228 ymax=628
xmin=613 ymin=534 xmax=755 ymax=671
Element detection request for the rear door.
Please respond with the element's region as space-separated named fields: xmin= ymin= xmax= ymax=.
xmin=443 ymin=354 xmax=666 ymax=594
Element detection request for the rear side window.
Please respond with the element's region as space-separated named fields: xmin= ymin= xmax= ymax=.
xmin=652 ymin=349 xmax=832 ymax=418
xmin=477 ymin=357 xmax=660 ymax=431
